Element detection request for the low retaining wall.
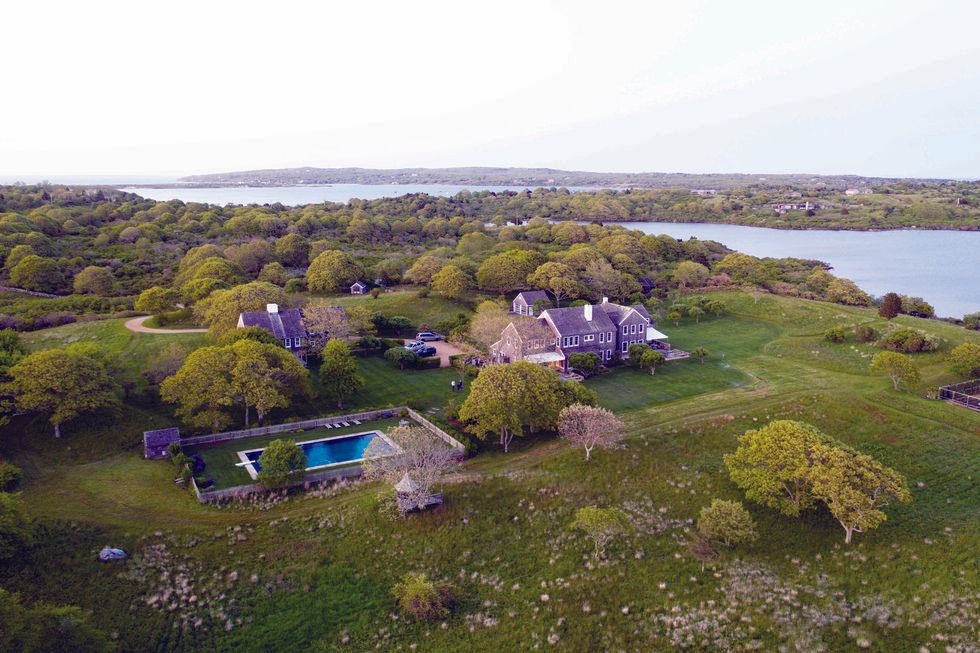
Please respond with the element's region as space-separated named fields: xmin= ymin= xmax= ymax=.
xmin=192 ymin=465 xmax=364 ymax=503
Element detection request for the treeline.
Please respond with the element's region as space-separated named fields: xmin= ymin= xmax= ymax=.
xmin=2 ymin=184 xmax=977 ymax=331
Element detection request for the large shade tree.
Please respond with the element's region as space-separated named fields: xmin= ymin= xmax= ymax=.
xmin=195 ymin=281 xmax=287 ymax=338
xmin=4 ymin=349 xmax=117 ymax=438
xmin=306 ymin=249 xmax=363 ymax=293
xmin=318 ymin=339 xmax=363 ymax=408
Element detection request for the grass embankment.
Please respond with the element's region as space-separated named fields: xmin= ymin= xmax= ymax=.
xmin=317 ymin=288 xmax=478 ymax=328
xmin=1 ymin=293 xmax=978 ymax=652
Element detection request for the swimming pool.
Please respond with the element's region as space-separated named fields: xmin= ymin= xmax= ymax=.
xmin=238 ymin=430 xmax=396 ymax=479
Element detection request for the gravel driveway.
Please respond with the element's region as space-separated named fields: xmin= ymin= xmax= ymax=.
xmin=403 ymin=339 xmax=469 ymax=367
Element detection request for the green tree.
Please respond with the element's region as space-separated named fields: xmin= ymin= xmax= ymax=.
xmin=714 ymin=253 xmax=767 ymax=285
xmin=0 ymin=329 xmax=27 ymax=377
xmin=692 ymin=346 xmax=708 ymax=364
xmin=306 ymin=250 xmax=362 ymax=294
xmin=384 ymin=347 xmax=418 ymax=370
xmin=627 ymin=343 xmax=649 ymax=366
xmin=697 ymin=499 xmax=758 ymax=547
xmin=570 ymin=506 xmax=631 ymax=558
xmin=195 ymin=281 xmax=287 ymax=338
xmin=5 ymin=349 xmax=117 ymax=438
xmin=256 ymin=439 xmax=307 ymax=488
xmin=673 ymin=261 xmax=709 ymax=288
xmin=134 ymin=285 xmax=179 ymax=314
xmin=318 ymin=339 xmax=363 ymax=408
xmin=825 ymin=278 xmax=872 ymax=306
xmin=274 ymin=233 xmax=310 ymax=267
xmin=527 ymin=261 xmax=581 ymax=307
xmin=639 ymin=349 xmax=665 ymax=375
xmin=161 ymin=346 xmax=236 ymax=432
xmin=807 ymin=445 xmax=911 ymax=544
xmin=567 ymin=352 xmax=601 ymax=377
xmin=404 ymin=255 xmax=444 ymax=285
xmin=9 ymin=255 xmax=65 ymax=293
xmin=457 ymin=361 xmax=572 ymax=452
xmin=230 ymin=339 xmax=310 ymax=426
xmin=870 ymin=351 xmax=919 ymax=390
xmin=215 ymin=326 xmax=281 ymax=347
xmin=72 ymin=266 xmax=115 ymax=296
xmin=257 ymin=262 xmax=290 ymax=286
xmin=431 ymin=264 xmax=473 ymax=300
xmin=476 ymin=250 xmax=545 ymax=293
xmin=947 ymin=342 xmax=980 ymax=378
xmin=666 ymin=309 xmax=682 ymax=327
xmin=0 ymin=492 xmax=32 ymax=560
xmin=724 ymin=420 xmax=830 ymax=517
xmin=879 ymin=292 xmax=902 ymax=319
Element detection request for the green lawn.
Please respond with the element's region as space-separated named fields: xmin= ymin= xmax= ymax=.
xmin=315 ymin=288 xmax=477 ymax=330
xmin=185 ymin=417 xmax=403 ymax=490
xmin=2 ymin=293 xmax=979 ymax=652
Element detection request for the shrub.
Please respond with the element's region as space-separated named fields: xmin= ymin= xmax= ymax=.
xmin=284 ymin=278 xmax=305 ymax=293
xmin=256 ymin=439 xmax=307 ymax=489
xmin=0 ymin=461 xmax=24 ymax=491
xmin=0 ymin=492 xmax=33 ymax=560
xmin=964 ymin=312 xmax=980 ymax=330
xmin=876 ymin=327 xmax=939 ymax=353
xmin=697 ymin=499 xmax=758 ymax=547
xmin=392 ymin=573 xmax=455 ymax=621
xmin=948 ymin=342 xmax=980 ymax=378
xmin=416 ymin=287 xmax=431 ymax=299
xmin=568 ymin=352 xmax=602 ymax=377
xmin=854 ymin=324 xmax=879 ymax=343
xmin=824 ymin=326 xmax=847 ymax=343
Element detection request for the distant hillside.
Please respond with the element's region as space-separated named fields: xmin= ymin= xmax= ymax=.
xmin=179 ymin=166 xmax=953 ymax=190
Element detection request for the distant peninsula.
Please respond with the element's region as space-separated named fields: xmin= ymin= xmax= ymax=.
xmin=177 ymin=166 xmax=956 ymax=191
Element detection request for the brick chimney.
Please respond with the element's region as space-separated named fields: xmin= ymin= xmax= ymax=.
xmin=584 ymin=304 xmax=593 ymax=321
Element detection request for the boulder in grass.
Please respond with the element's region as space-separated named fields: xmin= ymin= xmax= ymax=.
xmin=99 ymin=547 xmax=126 ymax=561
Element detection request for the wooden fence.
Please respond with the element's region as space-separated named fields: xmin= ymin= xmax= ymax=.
xmin=939 ymin=379 xmax=980 ymax=412
xmin=178 ymin=408 xmax=401 ymax=447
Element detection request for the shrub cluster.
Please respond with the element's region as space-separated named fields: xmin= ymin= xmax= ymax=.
xmin=876 ymin=327 xmax=940 ymax=353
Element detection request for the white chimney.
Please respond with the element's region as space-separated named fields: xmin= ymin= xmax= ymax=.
xmin=584 ymin=304 xmax=593 ymax=321
xmin=602 ymin=297 xmax=609 ymax=304
xmin=267 ymin=303 xmax=279 ymax=314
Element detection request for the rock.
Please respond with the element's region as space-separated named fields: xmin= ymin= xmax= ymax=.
xmin=99 ymin=547 xmax=127 ymax=562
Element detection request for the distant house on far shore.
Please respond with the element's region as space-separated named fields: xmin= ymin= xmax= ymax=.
xmin=238 ymin=303 xmax=308 ymax=364
xmin=845 ymin=187 xmax=873 ymax=195
xmin=350 ymin=280 xmax=369 ymax=295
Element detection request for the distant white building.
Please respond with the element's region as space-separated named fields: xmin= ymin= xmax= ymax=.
xmin=845 ymin=188 xmax=873 ymax=195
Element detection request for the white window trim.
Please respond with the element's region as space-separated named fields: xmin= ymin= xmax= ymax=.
xmin=622 ymin=325 xmax=628 ymax=335
xmin=284 ymin=338 xmax=291 ymax=347
xmin=584 ymin=334 xmax=594 ymax=342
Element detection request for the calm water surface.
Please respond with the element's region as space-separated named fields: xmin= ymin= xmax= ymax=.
xmin=614 ymin=222 xmax=979 ymax=318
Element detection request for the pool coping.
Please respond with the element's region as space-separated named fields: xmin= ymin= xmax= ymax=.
xmin=235 ymin=429 xmax=401 ymax=480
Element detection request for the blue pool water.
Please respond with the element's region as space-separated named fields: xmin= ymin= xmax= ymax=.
xmin=246 ymin=432 xmax=382 ymax=471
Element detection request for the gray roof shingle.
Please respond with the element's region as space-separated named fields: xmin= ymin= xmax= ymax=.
xmin=239 ymin=307 xmax=306 ymax=340
xmin=514 ymin=290 xmax=549 ymax=305
xmin=541 ymin=305 xmax=616 ymax=336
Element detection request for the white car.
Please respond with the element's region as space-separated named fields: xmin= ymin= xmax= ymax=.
xmin=416 ymin=331 xmax=443 ymax=341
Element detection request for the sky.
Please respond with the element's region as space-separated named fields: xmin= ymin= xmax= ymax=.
xmin=1 ymin=0 xmax=978 ymax=180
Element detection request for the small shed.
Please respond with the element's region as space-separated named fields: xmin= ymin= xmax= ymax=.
xmin=350 ymin=280 xmax=369 ymax=294
xmin=144 ymin=427 xmax=180 ymax=459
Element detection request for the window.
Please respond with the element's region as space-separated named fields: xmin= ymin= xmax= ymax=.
xmin=599 ymin=332 xmax=605 ymax=344
xmin=630 ymin=324 xmax=637 ymax=334
xmin=584 ymin=334 xmax=594 ymax=342
xmin=284 ymin=338 xmax=291 ymax=347
xmin=621 ymin=341 xmax=628 ymax=352
xmin=623 ymin=325 xmax=628 ymax=335
xmin=609 ymin=331 xmax=613 ymax=342
xmin=295 ymin=337 xmax=302 ymax=346
xmin=506 ymin=336 xmax=511 ymax=346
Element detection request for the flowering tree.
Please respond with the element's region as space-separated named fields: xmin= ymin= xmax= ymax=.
xmin=558 ymin=404 xmax=625 ymax=461
xmin=361 ymin=425 xmax=460 ymax=511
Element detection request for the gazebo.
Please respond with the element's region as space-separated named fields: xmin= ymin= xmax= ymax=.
xmin=394 ymin=473 xmax=443 ymax=516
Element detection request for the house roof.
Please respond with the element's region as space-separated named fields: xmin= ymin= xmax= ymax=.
xmin=514 ymin=290 xmax=549 ymax=305
xmin=394 ymin=473 xmax=419 ymax=493
xmin=351 ymin=280 xmax=368 ymax=288
xmin=239 ymin=307 xmax=305 ymax=340
xmin=541 ymin=304 xmax=616 ymax=336
xmin=526 ymin=351 xmax=565 ymax=364
xmin=595 ymin=301 xmax=652 ymax=325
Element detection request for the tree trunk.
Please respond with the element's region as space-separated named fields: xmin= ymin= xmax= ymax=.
xmin=54 ymin=421 xmax=61 ymax=438
xmin=244 ymin=403 xmax=250 ymax=427
xmin=844 ymin=527 xmax=854 ymax=544
xmin=584 ymin=445 xmax=593 ymax=461
xmin=891 ymin=375 xmax=899 ymax=390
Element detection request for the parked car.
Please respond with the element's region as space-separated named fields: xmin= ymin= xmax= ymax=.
xmin=404 ymin=340 xmax=425 ymax=351
xmin=416 ymin=345 xmax=437 ymax=357
xmin=416 ymin=331 xmax=443 ymax=341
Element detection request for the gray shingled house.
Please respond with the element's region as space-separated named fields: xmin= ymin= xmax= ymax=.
xmin=491 ymin=297 xmax=680 ymax=371
xmin=237 ymin=303 xmax=308 ymax=364
xmin=512 ymin=290 xmax=550 ymax=316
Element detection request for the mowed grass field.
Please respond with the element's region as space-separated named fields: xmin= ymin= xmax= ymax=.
xmin=314 ymin=287 xmax=479 ymax=330
xmin=1 ymin=292 xmax=978 ymax=652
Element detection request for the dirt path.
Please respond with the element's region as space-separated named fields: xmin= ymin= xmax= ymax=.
xmin=124 ymin=315 xmax=207 ymax=334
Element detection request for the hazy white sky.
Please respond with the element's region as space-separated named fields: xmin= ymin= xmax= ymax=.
xmin=2 ymin=0 xmax=978 ymax=179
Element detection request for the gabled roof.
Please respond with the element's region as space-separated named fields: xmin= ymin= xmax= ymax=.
xmin=514 ymin=290 xmax=549 ymax=305
xmin=239 ymin=307 xmax=305 ymax=340
xmin=351 ymin=280 xmax=368 ymax=288
xmin=541 ymin=305 xmax=616 ymax=336
xmin=595 ymin=301 xmax=652 ymax=325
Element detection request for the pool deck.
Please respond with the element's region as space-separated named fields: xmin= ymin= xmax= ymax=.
xmin=235 ymin=429 xmax=401 ymax=480
xmin=186 ymin=418 xmax=404 ymax=489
